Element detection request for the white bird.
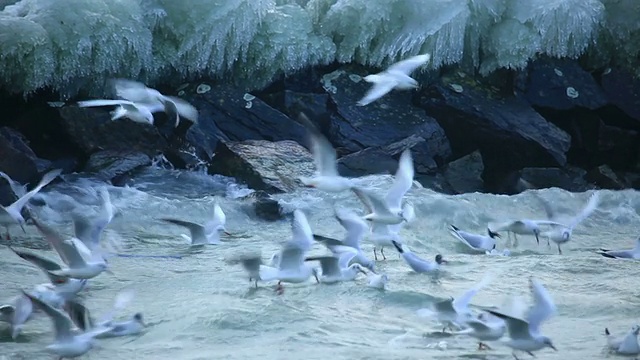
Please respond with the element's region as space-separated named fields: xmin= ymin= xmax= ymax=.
xmin=9 ymin=247 xmax=87 ymax=299
xmin=352 ymin=186 xmax=407 ymax=225
xmin=22 ymin=290 xmax=112 ymax=359
xmin=367 ymin=273 xmax=388 ymax=290
xmin=313 ymin=208 xmax=376 ymax=272
xmin=537 ymin=191 xmax=600 ymax=254
xmin=0 ymin=293 xmax=33 ymax=340
xmin=65 ymin=290 xmax=145 ymax=339
xmin=391 ymin=240 xmax=447 ymax=273
xmin=489 ymin=218 xmax=563 ymax=247
xmin=597 ymin=236 xmax=640 ymax=260
xmin=240 ymin=210 xmax=319 ymax=289
xmin=427 ymin=275 xmax=492 ymax=332
xmin=33 ymin=218 xmax=111 ymax=280
xmin=77 ymin=99 xmax=157 ymax=125
xmin=449 ymin=224 xmax=501 ymax=253
xmin=296 ymin=113 xmax=355 ymax=192
xmin=71 ymin=187 xmax=117 ymax=252
xmin=162 ymin=218 xmax=225 ymax=246
xmin=357 ymin=53 xmax=431 ymax=106
xmin=306 ymin=251 xmax=368 ymax=284
xmin=487 ymin=277 xmax=557 ymax=359
xmin=113 ymin=78 xmax=198 ymax=126
xmin=0 ymin=168 xmax=62 ymax=240
xmin=605 ymin=325 xmax=640 ymax=355
xmin=0 ymin=171 xmax=27 ymax=198
xmin=453 ymin=312 xmax=507 ymax=350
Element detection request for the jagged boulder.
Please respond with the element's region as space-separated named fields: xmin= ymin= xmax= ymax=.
xmin=515 ymin=58 xmax=608 ymax=110
xmin=318 ymin=66 xmax=452 ymax=165
xmin=417 ymin=72 xmax=572 ymax=174
xmin=598 ymin=68 xmax=640 ymax=129
xmin=58 ymin=106 xmax=167 ymax=157
xmin=83 ymin=150 xmax=151 ymax=183
xmin=208 ymin=140 xmax=315 ymax=193
xmin=441 ymin=150 xmax=485 ymax=194
xmin=0 ymin=127 xmax=52 ymax=182
xmin=520 ymin=166 xmax=594 ymax=192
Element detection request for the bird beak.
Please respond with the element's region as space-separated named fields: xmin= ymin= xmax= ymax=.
xmin=550 ymin=344 xmax=557 ymax=351
xmin=223 ymin=231 xmax=232 ymax=236
xmin=441 ymin=259 xmax=449 ymax=264
xmin=359 ymin=269 xmax=368 ymax=275
xmin=105 ymin=268 xmax=115 ymax=276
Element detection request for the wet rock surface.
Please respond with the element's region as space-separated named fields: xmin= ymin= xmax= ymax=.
xmin=0 ymin=58 xmax=639 ymax=196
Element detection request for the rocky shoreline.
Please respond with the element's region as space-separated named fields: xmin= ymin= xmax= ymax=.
xmin=1 ymin=57 xmax=639 ymax=215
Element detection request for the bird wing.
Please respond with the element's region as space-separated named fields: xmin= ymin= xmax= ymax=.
xmin=386 ymin=53 xmax=431 ymax=75
xmin=352 ymin=187 xmax=393 ymax=217
xmin=307 ymin=256 xmax=340 ymax=277
xmin=277 ymin=247 xmax=305 ymax=272
xmin=357 ymin=78 xmax=396 ymax=106
xmin=486 ymin=309 xmax=531 ymax=340
xmin=33 ymin=217 xmax=77 ymax=267
xmin=162 ymin=218 xmax=207 ymax=245
xmin=6 ymin=168 xmax=62 ymax=217
xmin=213 ymin=202 xmax=226 ymax=227
xmin=289 ymin=209 xmax=314 ymax=252
xmin=9 ymin=247 xmax=67 ymax=284
xmin=24 ymin=291 xmax=73 ymax=342
xmin=568 ymin=191 xmax=600 ymax=229
xmin=297 ymin=112 xmax=338 ymax=177
xmin=384 ymin=149 xmax=414 ymax=210
xmin=453 ymin=275 xmax=492 ymax=312
xmin=165 ymin=96 xmax=199 ymax=123
xmin=337 ymin=249 xmax=358 ymax=269
xmin=64 ymin=299 xmax=95 ymax=331
xmin=77 ymin=99 xmax=137 ymax=108
xmin=0 ymin=171 xmax=27 ymax=198
xmin=526 ymin=278 xmax=556 ymax=335
xmin=334 ymin=208 xmax=368 ymax=249
xmin=112 ymin=79 xmax=159 ymax=104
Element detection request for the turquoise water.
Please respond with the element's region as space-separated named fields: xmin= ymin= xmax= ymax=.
xmin=2 ymin=166 xmax=639 ymax=359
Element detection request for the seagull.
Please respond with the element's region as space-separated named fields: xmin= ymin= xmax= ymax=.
xmin=113 ymin=78 xmax=198 ymax=126
xmin=22 ymin=290 xmax=112 ymax=359
xmin=426 ymin=275 xmax=492 ymax=332
xmin=454 ymin=312 xmax=507 ymax=350
xmin=537 ymin=191 xmax=600 ymax=254
xmin=65 ymin=290 xmax=145 ymax=339
xmin=71 ymin=187 xmax=116 ymax=252
xmin=489 ymin=218 xmax=563 ymax=247
xmin=367 ymin=273 xmax=388 ymax=290
xmin=352 ymin=187 xmax=407 ymax=225
xmin=313 ymin=207 xmax=376 ymax=272
xmin=0 ymin=168 xmax=62 ymax=240
xmin=9 ymin=247 xmax=87 ymax=298
xmin=77 ymin=99 xmax=157 ymax=125
xmin=296 ymin=113 xmax=355 ymax=192
xmin=357 ymin=53 xmax=431 ymax=106
xmin=597 ymin=236 xmax=640 ymax=260
xmin=306 ymin=252 xmax=368 ymax=284
xmin=162 ymin=218 xmax=225 ymax=246
xmin=240 ymin=209 xmax=320 ymax=289
xmin=449 ymin=224 xmax=501 ymax=253
xmin=33 ymin=218 xmax=111 ymax=280
xmin=487 ymin=277 xmax=557 ymax=359
xmin=391 ymin=240 xmax=447 ymax=273
xmin=0 ymin=293 xmax=33 ymax=340
xmin=605 ymin=325 xmax=640 ymax=355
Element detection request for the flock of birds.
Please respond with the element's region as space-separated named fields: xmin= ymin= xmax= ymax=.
xmin=1 ymin=53 xmax=640 ymax=360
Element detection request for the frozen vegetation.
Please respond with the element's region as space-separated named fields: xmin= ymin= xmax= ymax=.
xmin=0 ymin=0 xmax=638 ymax=98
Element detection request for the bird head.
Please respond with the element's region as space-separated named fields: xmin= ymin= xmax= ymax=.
xmin=435 ymin=254 xmax=448 ymax=265
xmin=133 ymin=312 xmax=146 ymax=327
xmin=487 ymin=229 xmax=501 ymax=239
xmin=354 ymin=264 xmax=368 ymax=276
xmin=542 ymin=336 xmax=557 ymax=351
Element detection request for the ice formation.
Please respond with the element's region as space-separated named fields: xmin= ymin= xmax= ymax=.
xmin=0 ymin=0 xmax=637 ymax=98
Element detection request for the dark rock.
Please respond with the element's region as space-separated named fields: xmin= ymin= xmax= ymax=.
xmin=520 ymin=166 xmax=594 ymax=192
xmin=57 ymin=106 xmax=167 ymax=157
xmin=599 ymin=68 xmax=640 ymax=128
xmin=482 ymin=169 xmax=533 ymax=195
xmin=83 ymin=150 xmax=151 ymax=183
xmin=337 ymin=134 xmax=438 ymax=177
xmin=240 ymin=190 xmax=285 ymax=222
xmin=0 ymin=127 xmax=52 ymax=186
xmin=417 ymin=71 xmax=572 ymax=173
xmin=319 ymin=66 xmax=452 ymax=165
xmin=179 ymin=83 xmax=310 ymax=159
xmin=595 ymin=121 xmax=639 ymax=170
xmin=515 ymin=58 xmax=608 ymax=110
xmin=442 ymin=150 xmax=484 ymax=194
xmin=208 ymin=140 xmax=315 ymax=193
xmin=585 ymin=165 xmax=626 ymax=189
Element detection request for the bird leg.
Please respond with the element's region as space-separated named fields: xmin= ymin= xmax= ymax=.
xmin=373 ymin=248 xmax=378 ymax=261
xmin=380 ymin=247 xmax=387 ymax=260
xmin=557 ymin=244 xmax=562 ymax=255
xmin=512 ymin=352 xmax=521 ymax=360
xmin=275 ymin=281 xmax=284 ymax=295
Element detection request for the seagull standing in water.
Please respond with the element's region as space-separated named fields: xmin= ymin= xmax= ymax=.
xmin=449 ymin=224 xmax=501 ymax=253
xmin=0 ymin=168 xmax=62 ymax=240
xmin=240 ymin=210 xmax=320 ymax=290
xmin=391 ymin=240 xmax=447 ymax=273
xmin=487 ymin=277 xmax=557 ymax=359
xmin=22 ymin=291 xmax=112 ymax=359
xmin=597 ymin=236 xmax=640 ymax=260
xmin=357 ymin=53 xmax=431 ymax=106
xmin=604 ymin=325 xmax=640 ymax=355
xmin=296 ymin=113 xmax=355 ymax=192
